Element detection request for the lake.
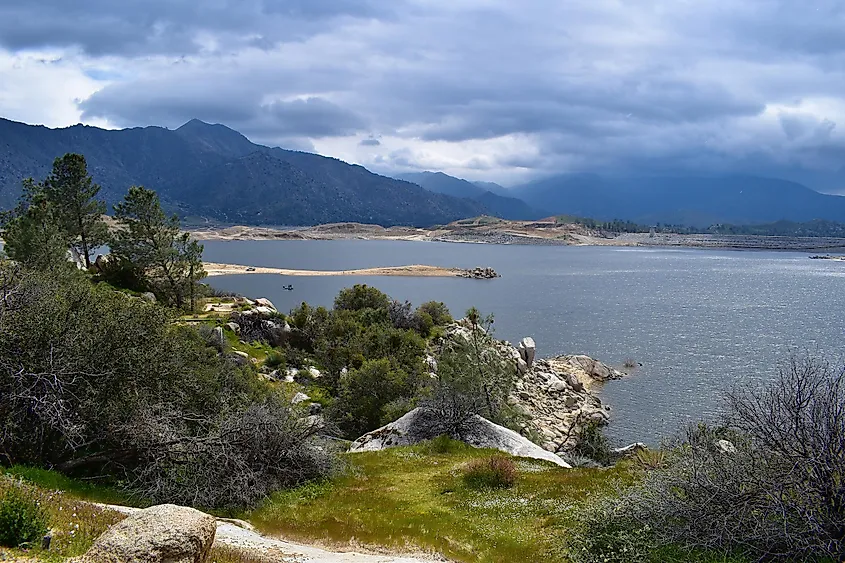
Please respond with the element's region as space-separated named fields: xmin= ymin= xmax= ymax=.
xmin=202 ymin=239 xmax=845 ymax=446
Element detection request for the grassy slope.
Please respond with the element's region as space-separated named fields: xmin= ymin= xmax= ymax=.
xmin=247 ymin=440 xmax=637 ymax=563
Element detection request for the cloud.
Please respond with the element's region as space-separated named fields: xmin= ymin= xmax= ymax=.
xmin=3 ymin=0 xmax=845 ymax=186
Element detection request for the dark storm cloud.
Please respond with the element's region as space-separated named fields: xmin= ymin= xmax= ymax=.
xmin=5 ymin=0 xmax=845 ymax=183
xmin=0 ymin=0 xmax=392 ymax=56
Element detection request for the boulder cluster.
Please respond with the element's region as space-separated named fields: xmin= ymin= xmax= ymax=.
xmin=457 ymin=267 xmax=500 ymax=279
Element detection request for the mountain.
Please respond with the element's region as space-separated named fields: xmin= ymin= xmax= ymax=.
xmin=512 ymin=174 xmax=845 ymax=226
xmin=398 ymin=171 xmax=538 ymax=220
xmin=472 ymin=181 xmax=511 ymax=197
xmin=0 ymin=118 xmax=486 ymax=227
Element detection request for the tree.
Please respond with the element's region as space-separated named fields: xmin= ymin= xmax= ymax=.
xmin=111 ymin=186 xmax=206 ymax=309
xmin=422 ymin=309 xmax=517 ymax=434
xmin=1 ymin=179 xmax=72 ymax=271
xmin=41 ymin=154 xmax=108 ymax=269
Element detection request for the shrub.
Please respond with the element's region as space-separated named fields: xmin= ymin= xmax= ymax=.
xmin=0 ymin=487 xmax=49 ymax=548
xmin=265 ymin=350 xmax=286 ymax=369
xmin=462 ymin=456 xmax=518 ymax=490
xmin=334 ymin=284 xmax=390 ymax=312
xmin=571 ymin=421 xmax=614 ymax=466
xmin=417 ymin=301 xmax=452 ymax=327
xmin=605 ymin=354 xmax=845 ymax=561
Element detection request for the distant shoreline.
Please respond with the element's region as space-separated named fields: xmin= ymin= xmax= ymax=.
xmin=189 ymin=221 xmax=845 ymax=253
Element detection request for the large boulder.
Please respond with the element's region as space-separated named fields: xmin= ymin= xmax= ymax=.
xmin=83 ymin=504 xmax=216 ymax=563
xmin=254 ymin=298 xmax=276 ymax=311
xmin=517 ymin=337 xmax=536 ymax=367
xmin=349 ymin=408 xmax=570 ymax=468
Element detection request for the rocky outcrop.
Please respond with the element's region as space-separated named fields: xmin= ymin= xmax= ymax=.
xmin=228 ymin=301 xmax=290 ymax=347
xmin=83 ymin=504 xmax=216 ymax=563
xmin=457 ymin=267 xmax=500 ymax=279
xmin=517 ymin=337 xmax=536 ymax=367
xmin=349 ymin=408 xmax=570 ymax=468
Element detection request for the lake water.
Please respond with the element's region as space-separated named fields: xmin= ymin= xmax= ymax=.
xmin=202 ymin=240 xmax=845 ymax=446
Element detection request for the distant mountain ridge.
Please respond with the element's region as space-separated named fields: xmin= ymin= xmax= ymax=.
xmin=397 ymin=171 xmax=539 ymax=220
xmin=0 ymin=118 xmax=486 ymax=227
xmin=511 ymin=174 xmax=845 ymax=226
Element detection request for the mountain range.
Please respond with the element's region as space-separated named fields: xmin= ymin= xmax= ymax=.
xmin=0 ymin=118 xmax=486 ymax=227
xmin=396 ymin=172 xmax=539 ymax=220
xmin=3 ymin=116 xmax=845 ymax=227
xmin=511 ymin=174 xmax=845 ymax=226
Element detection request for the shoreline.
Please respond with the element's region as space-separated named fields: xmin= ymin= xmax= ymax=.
xmin=204 ymin=262 xmax=468 ymax=278
xmin=189 ymin=223 xmax=845 ymax=253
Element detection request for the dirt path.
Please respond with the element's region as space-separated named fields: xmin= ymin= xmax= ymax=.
xmin=204 ymin=262 xmax=463 ymax=278
xmin=98 ymin=504 xmax=441 ymax=562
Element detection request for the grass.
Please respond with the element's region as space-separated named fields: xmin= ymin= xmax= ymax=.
xmin=247 ymin=438 xmax=639 ymax=562
xmin=2 ymin=467 xmax=133 ymax=506
xmin=0 ymin=473 xmax=125 ymax=561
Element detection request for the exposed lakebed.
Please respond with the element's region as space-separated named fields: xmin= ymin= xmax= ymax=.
xmin=203 ymin=239 xmax=845 ymax=446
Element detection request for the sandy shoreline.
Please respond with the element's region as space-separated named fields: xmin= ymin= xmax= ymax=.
xmin=204 ymin=262 xmax=465 ymax=278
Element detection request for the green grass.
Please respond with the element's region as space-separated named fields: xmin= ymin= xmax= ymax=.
xmin=247 ymin=439 xmax=638 ymax=562
xmin=2 ymin=466 xmax=134 ymax=507
xmin=0 ymin=473 xmax=125 ymax=561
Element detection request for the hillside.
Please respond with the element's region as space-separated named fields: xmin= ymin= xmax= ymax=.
xmin=0 ymin=118 xmax=486 ymax=227
xmin=398 ymin=171 xmax=539 ymax=220
xmin=512 ymin=174 xmax=845 ymax=225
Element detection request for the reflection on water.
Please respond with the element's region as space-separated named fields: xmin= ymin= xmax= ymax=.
xmin=203 ymin=240 xmax=845 ymax=446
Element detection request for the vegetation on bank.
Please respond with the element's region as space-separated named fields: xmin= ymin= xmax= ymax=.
xmin=3 ymin=153 xmax=845 ymax=562
xmin=557 ymin=213 xmax=845 ymax=238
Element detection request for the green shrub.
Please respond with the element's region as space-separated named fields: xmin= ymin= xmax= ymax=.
xmin=572 ymin=421 xmax=615 ymax=466
xmin=565 ymin=507 xmax=654 ymax=563
xmin=420 ymin=435 xmax=472 ymax=455
xmin=0 ymin=487 xmax=49 ymax=548
xmin=265 ymin=350 xmax=286 ymax=369
xmin=461 ymin=456 xmax=518 ymax=490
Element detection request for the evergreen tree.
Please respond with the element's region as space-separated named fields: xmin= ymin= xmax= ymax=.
xmin=111 ymin=186 xmax=206 ymax=309
xmin=1 ymin=178 xmax=72 ymax=270
xmin=42 ymin=154 xmax=108 ymax=269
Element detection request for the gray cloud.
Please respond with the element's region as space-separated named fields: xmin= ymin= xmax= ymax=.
xmin=5 ymin=0 xmax=845 ymax=186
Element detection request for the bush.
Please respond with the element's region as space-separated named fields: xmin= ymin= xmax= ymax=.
xmin=565 ymin=504 xmax=654 ymax=563
xmin=417 ymin=301 xmax=452 ymax=327
xmin=334 ymin=284 xmax=390 ymax=312
xmin=571 ymin=421 xmax=614 ymax=466
xmin=461 ymin=456 xmax=518 ymax=490
xmin=265 ymin=350 xmax=286 ymax=369
xmin=0 ymin=487 xmax=49 ymax=548
xmin=604 ymin=354 xmax=845 ymax=561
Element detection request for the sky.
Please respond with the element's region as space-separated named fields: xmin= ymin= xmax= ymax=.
xmin=1 ymin=0 xmax=845 ymax=189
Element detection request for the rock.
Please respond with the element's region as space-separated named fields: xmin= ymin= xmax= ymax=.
xmin=566 ymin=355 xmax=625 ymax=382
xmin=141 ymin=292 xmax=157 ymax=303
xmin=225 ymin=322 xmax=240 ymax=335
xmin=93 ymin=254 xmax=111 ymax=273
xmin=83 ymin=504 xmax=215 ymax=563
xmin=254 ymin=306 xmax=275 ymax=316
xmin=291 ymin=392 xmax=310 ymax=405
xmin=254 ymin=298 xmax=276 ymax=311
xmin=518 ymin=337 xmax=536 ymax=367
xmin=564 ymin=396 xmax=578 ymax=408
xmin=349 ymin=407 xmax=571 ymax=468
xmin=425 ymin=355 xmax=438 ymax=373
xmin=308 ymin=366 xmax=322 ymax=378
xmin=230 ymin=351 xmax=250 ymax=366
xmin=211 ymin=326 xmax=224 ymax=347
xmin=716 ymin=439 xmax=737 ymax=454
xmin=613 ymin=443 xmax=648 ymax=457
xmin=308 ymin=402 xmax=322 ymax=415
xmin=516 ymin=357 xmax=529 ymax=375
xmin=266 ymin=370 xmax=280 ymax=382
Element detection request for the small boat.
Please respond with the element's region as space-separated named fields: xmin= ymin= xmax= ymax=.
xmin=282 ymin=284 xmax=294 ymax=291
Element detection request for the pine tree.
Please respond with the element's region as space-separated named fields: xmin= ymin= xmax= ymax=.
xmin=42 ymin=154 xmax=108 ymax=268
xmin=1 ymin=179 xmax=72 ymax=270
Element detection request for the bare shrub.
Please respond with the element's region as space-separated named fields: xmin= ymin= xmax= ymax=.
xmin=609 ymin=354 xmax=845 ymax=562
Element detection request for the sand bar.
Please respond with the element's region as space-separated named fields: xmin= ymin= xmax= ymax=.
xmin=204 ymin=262 xmax=464 ymax=277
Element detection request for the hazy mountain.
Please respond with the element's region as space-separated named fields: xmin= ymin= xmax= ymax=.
xmin=398 ymin=171 xmax=538 ymax=220
xmin=0 ymin=118 xmax=486 ymax=227
xmin=472 ymin=181 xmax=511 ymax=197
xmin=512 ymin=174 xmax=845 ymax=225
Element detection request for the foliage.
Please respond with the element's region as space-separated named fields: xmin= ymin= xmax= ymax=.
xmin=265 ymin=350 xmax=286 ymax=369
xmin=461 ymin=456 xmax=518 ymax=490
xmin=330 ymin=359 xmax=416 ymax=439
xmin=0 ymin=179 xmax=72 ymax=270
xmin=571 ymin=421 xmax=615 ymax=466
xmin=0 ymin=487 xmax=48 ymax=548
xmin=421 ymin=310 xmax=517 ymax=433
xmin=334 ymin=284 xmax=391 ymax=312
xmin=111 ymin=186 xmax=205 ymax=309
xmin=41 ymin=153 xmax=108 ymax=268
xmin=0 ymin=473 xmax=125 ymax=558
xmin=417 ymin=300 xmax=453 ymax=327
xmin=0 ymin=264 xmax=333 ymax=509
xmin=599 ymin=354 xmax=845 ymax=561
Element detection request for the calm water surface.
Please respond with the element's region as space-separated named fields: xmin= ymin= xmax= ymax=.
xmin=203 ymin=240 xmax=845 ymax=445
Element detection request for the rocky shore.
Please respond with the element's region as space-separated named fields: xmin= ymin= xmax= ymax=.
xmin=204 ymin=262 xmax=500 ymax=279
